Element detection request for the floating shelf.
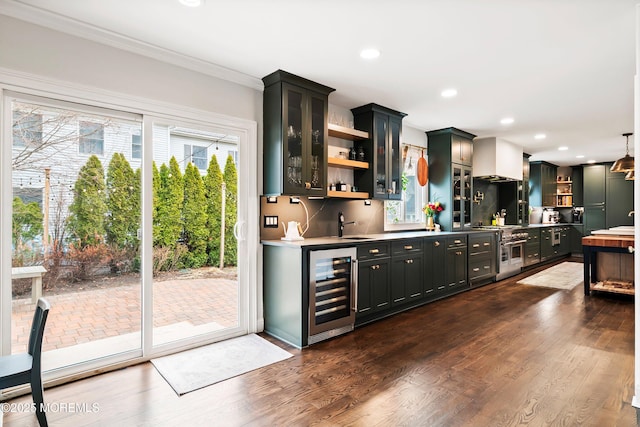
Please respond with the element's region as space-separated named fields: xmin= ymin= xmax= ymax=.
xmin=327 ymin=190 xmax=370 ymax=199
xmin=328 ymin=123 xmax=369 ymax=141
xmin=327 ymin=157 xmax=369 ymax=169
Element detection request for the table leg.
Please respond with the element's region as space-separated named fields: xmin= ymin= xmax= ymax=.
xmin=583 ymin=246 xmax=591 ymax=296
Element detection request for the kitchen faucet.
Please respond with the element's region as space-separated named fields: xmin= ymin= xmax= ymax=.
xmin=338 ymin=211 xmax=355 ymax=237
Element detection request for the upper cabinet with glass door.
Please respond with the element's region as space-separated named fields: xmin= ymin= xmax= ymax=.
xmin=262 ymin=70 xmax=335 ymax=196
xmin=427 ymin=127 xmax=476 ymax=231
xmin=351 ymin=103 xmax=407 ymax=200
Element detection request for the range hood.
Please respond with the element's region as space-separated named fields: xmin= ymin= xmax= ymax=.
xmin=472 ymin=137 xmax=523 ymax=182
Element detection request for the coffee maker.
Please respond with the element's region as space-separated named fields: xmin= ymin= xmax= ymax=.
xmin=572 ymin=207 xmax=584 ymax=223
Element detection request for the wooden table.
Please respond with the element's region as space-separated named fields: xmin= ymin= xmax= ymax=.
xmin=582 ymin=235 xmax=635 ymax=296
xmin=11 ymin=265 xmax=47 ymax=303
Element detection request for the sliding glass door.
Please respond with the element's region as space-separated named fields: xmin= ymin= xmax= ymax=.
xmin=1 ymin=90 xmax=255 ymax=378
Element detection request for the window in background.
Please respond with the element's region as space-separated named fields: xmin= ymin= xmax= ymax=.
xmin=184 ymin=144 xmax=208 ymax=169
xmin=131 ymin=131 xmax=141 ymax=159
xmin=79 ymin=121 xmax=104 ymax=154
xmin=384 ymin=144 xmax=427 ymax=230
xmin=13 ymin=111 xmax=43 ymax=148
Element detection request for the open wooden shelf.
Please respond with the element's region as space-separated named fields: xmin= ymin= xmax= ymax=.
xmin=328 ymin=123 xmax=369 ymax=140
xmin=328 ymin=157 xmax=369 ymax=169
xmin=327 ymin=190 xmax=370 ymax=199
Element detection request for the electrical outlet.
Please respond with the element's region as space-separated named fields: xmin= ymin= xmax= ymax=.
xmin=264 ymin=215 xmax=278 ymax=228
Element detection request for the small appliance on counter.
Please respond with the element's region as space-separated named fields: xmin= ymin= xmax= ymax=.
xmin=572 ymin=207 xmax=584 ymax=223
xmin=542 ymin=209 xmax=559 ymax=224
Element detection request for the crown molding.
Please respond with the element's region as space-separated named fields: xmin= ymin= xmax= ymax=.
xmin=0 ymin=0 xmax=264 ymax=91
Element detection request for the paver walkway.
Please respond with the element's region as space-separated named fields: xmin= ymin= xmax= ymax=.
xmin=11 ymin=276 xmax=238 ymax=353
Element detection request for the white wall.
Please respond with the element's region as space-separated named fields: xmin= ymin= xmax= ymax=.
xmin=0 ymin=15 xmax=262 ymax=123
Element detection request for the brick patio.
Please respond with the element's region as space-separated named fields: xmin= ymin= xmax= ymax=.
xmin=11 ymin=275 xmax=238 ymax=354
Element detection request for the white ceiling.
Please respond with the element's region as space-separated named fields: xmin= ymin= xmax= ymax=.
xmin=1 ymin=0 xmax=637 ymax=166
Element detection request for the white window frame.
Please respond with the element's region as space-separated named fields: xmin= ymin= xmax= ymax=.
xmin=0 ymin=70 xmax=259 ymax=384
xmin=384 ymin=144 xmax=428 ymax=231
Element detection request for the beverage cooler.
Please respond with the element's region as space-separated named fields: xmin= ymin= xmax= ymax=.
xmin=308 ymin=247 xmax=357 ymax=344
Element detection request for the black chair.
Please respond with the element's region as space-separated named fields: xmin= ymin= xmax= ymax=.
xmin=0 ymin=298 xmax=51 ymax=427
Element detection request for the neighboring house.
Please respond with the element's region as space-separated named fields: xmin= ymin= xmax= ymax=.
xmin=11 ymin=100 xmax=238 ymax=248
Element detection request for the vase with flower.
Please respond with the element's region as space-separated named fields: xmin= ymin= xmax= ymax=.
xmin=423 ymin=201 xmax=444 ymax=230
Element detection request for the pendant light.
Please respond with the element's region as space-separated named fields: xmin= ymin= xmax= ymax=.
xmin=625 ymin=170 xmax=635 ymax=180
xmin=610 ymin=133 xmax=634 ymax=173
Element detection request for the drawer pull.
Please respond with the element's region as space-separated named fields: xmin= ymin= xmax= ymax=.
xmin=483 ymin=266 xmax=490 ymax=269
xmin=404 ymin=245 xmax=413 ymax=250
xmin=434 ymin=241 xmax=440 ymax=247
xmin=472 ymin=243 xmax=480 ymax=248
xmin=454 ymin=239 xmax=462 ymax=244
xmin=473 ymin=267 xmax=480 ymax=272
xmin=371 ymin=265 xmax=380 ymax=270
xmin=456 ymin=251 xmax=463 ymax=256
xmin=483 ymin=242 xmax=490 ymax=246
xmin=405 ymin=259 xmax=413 ymax=264
xmin=369 ymin=249 xmax=380 ymax=254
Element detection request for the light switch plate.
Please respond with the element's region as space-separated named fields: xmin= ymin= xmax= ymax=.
xmin=264 ymin=215 xmax=278 ymax=228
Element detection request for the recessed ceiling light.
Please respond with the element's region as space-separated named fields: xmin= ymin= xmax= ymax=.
xmin=587 ymin=159 xmax=596 ymax=164
xmin=500 ymin=117 xmax=514 ymax=125
xmin=360 ymin=48 xmax=380 ymax=60
xmin=441 ymin=88 xmax=457 ymax=98
xmin=179 ymin=0 xmax=203 ymax=6
xmin=576 ymin=155 xmax=585 ymax=158
xmin=558 ymin=146 xmax=568 ymax=151
xmin=534 ymin=133 xmax=546 ymax=140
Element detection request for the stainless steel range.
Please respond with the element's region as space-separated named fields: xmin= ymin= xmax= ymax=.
xmin=496 ymin=228 xmax=528 ymax=280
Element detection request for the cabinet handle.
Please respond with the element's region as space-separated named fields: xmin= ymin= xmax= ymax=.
xmin=483 ymin=242 xmax=490 ymax=246
xmin=304 ymin=182 xmax=311 ymax=190
xmin=483 ymin=266 xmax=490 ymax=269
xmin=387 ymin=188 xmax=393 ymax=194
xmin=434 ymin=241 xmax=440 ymax=247
xmin=404 ymin=245 xmax=413 ymax=250
xmin=472 ymin=244 xmax=480 ymax=248
xmin=371 ymin=265 xmax=380 ymax=270
xmin=405 ymin=259 xmax=413 ymax=264
xmin=456 ymin=251 xmax=463 ymax=255
xmin=454 ymin=240 xmax=462 ymax=244
xmin=473 ymin=267 xmax=480 ymax=272
xmin=369 ymin=248 xmax=379 ymax=254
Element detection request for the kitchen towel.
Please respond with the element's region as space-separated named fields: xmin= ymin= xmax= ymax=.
xmin=151 ymin=334 xmax=292 ymax=395
xmin=516 ymin=261 xmax=583 ymax=290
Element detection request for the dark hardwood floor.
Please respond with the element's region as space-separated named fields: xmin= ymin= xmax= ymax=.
xmin=4 ymin=259 xmax=636 ymax=426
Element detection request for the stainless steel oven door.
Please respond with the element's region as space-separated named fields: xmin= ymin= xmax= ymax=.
xmin=509 ymin=241 xmax=525 ymax=267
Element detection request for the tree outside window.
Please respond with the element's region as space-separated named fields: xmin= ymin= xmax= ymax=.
xmin=13 ymin=110 xmax=43 ymax=148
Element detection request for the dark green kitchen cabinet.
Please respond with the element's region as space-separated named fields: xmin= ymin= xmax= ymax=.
xmin=390 ymin=240 xmax=424 ymax=305
xmin=583 ymin=164 xmax=606 ymax=235
xmin=445 ymin=236 xmax=468 ymax=293
xmin=468 ymin=232 xmax=497 ymax=285
xmin=262 ymin=70 xmax=335 ymax=196
xmin=571 ymin=166 xmax=583 ymax=207
xmin=427 ymin=127 xmax=476 ymax=231
xmin=606 ymin=166 xmax=634 ymax=227
xmin=540 ymin=228 xmax=558 ymax=261
xmin=423 ymin=236 xmax=447 ymax=300
xmin=559 ymin=226 xmax=571 ymax=255
xmin=524 ymin=228 xmax=541 ymax=266
xmin=352 ymin=103 xmax=407 ymax=200
xmin=356 ymin=242 xmax=391 ymax=317
xmin=529 ymin=161 xmax=557 ymax=207
xmin=571 ymin=225 xmax=584 ymax=255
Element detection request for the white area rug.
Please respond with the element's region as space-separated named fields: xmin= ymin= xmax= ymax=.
xmin=151 ymin=334 xmax=292 ymax=395
xmin=517 ymin=261 xmax=584 ymax=290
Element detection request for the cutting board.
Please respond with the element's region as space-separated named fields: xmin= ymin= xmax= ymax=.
xmin=417 ymin=150 xmax=428 ymax=186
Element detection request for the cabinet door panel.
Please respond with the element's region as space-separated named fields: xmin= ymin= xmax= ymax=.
xmin=374 ymin=114 xmax=388 ymax=198
xmin=283 ymin=83 xmax=305 ymax=194
xmin=308 ymin=93 xmax=327 ymax=191
xmin=388 ymin=117 xmax=402 ymax=199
